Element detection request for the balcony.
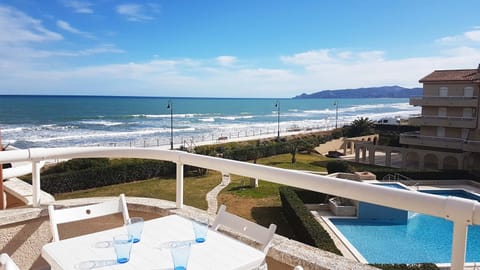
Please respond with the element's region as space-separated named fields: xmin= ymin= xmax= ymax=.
xmin=400 ymin=132 xmax=464 ymax=149
xmin=408 ymin=115 xmax=477 ymax=128
xmin=463 ymin=140 xmax=480 ymax=152
xmin=410 ymin=96 xmax=478 ymax=107
xmin=400 ymin=132 xmax=480 ymax=152
xmin=1 ymin=147 xmax=480 ymax=270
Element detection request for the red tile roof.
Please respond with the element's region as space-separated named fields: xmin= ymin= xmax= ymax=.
xmin=419 ymin=69 xmax=480 ymax=83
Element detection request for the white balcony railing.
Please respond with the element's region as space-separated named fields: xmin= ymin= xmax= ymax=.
xmin=412 ymin=115 xmax=476 ymax=121
xmin=400 ymin=132 xmax=465 ymax=143
xmin=1 ymin=147 xmax=480 ymax=270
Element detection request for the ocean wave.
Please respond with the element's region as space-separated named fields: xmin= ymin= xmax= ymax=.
xmin=218 ymin=115 xmax=254 ymax=120
xmin=1 ymin=127 xmax=25 ymax=132
xmin=131 ymin=113 xmax=202 ymax=119
xmin=25 ymin=127 xmax=196 ymax=143
xmin=78 ymin=120 xmax=123 ymax=126
xmin=199 ymin=118 xmax=215 ymax=122
xmin=303 ymin=109 xmax=334 ymax=114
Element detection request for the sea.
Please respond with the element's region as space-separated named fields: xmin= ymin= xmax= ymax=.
xmin=0 ymin=95 xmax=420 ymax=149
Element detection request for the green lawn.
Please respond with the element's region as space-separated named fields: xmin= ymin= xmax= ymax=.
xmin=55 ymin=172 xmax=222 ymax=210
xmin=55 ymin=152 xmax=332 ymax=230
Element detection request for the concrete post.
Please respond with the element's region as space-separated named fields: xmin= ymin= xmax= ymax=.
xmin=438 ymin=155 xmax=444 ymax=170
xmin=32 ymin=161 xmax=41 ymax=207
xmin=450 ymin=222 xmax=468 ymax=270
xmin=176 ymin=162 xmax=184 ymax=209
xmin=355 ymin=147 xmax=360 ymax=162
xmin=385 ymin=150 xmax=392 ymax=167
xmin=419 ymin=153 xmax=425 ymax=170
xmin=368 ymin=147 xmax=375 ymax=165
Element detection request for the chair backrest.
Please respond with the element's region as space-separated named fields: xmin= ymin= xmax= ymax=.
xmin=212 ymin=205 xmax=276 ymax=253
xmin=0 ymin=253 xmax=20 ymax=270
xmin=48 ymin=194 xmax=130 ymax=242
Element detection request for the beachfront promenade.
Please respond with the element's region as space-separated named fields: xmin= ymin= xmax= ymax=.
xmin=102 ymin=121 xmax=349 ymax=149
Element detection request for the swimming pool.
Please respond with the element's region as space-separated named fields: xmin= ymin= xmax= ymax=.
xmin=330 ymin=188 xmax=480 ymax=264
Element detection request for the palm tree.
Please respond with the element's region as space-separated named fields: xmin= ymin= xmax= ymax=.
xmin=345 ymin=117 xmax=375 ymax=137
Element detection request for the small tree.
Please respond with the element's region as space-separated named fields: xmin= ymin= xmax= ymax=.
xmin=326 ymin=160 xmax=354 ymax=174
xmin=344 ymin=117 xmax=375 ymax=137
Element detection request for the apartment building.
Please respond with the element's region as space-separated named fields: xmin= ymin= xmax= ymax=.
xmin=399 ymin=66 xmax=480 ymax=170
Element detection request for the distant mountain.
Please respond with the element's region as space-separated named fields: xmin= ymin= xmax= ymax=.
xmin=294 ymin=86 xmax=422 ymax=99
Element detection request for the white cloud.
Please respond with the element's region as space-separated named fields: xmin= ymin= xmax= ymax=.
xmin=216 ymin=56 xmax=237 ymax=66
xmin=56 ymin=20 xmax=93 ymax=38
xmin=464 ymin=30 xmax=480 ymax=41
xmin=4 ymin=46 xmax=480 ymax=97
xmin=63 ymin=1 xmax=94 ymax=14
xmin=116 ymin=4 xmax=154 ymax=22
xmin=29 ymin=44 xmax=125 ymax=57
xmin=436 ymin=28 xmax=480 ymax=45
xmin=2 ymin=18 xmax=480 ymax=97
xmin=281 ymin=49 xmax=333 ymax=65
xmin=0 ymin=5 xmax=62 ymax=44
xmin=281 ymin=49 xmax=385 ymax=67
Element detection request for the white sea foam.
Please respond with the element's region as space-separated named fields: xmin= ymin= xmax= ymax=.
xmin=26 ymin=126 xmax=196 ymax=143
xmin=199 ymin=118 xmax=215 ymax=122
xmin=2 ymin=127 xmax=25 ymax=133
xmin=79 ymin=120 xmax=123 ymax=126
xmin=304 ymin=109 xmax=334 ymax=114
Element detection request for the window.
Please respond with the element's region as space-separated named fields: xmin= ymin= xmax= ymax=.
xmin=463 ymin=108 xmax=473 ymax=118
xmin=464 ymin=86 xmax=474 ymax=97
xmin=437 ymin=127 xmax=445 ymax=137
xmin=439 ymin=87 xmax=448 ymax=97
xmin=438 ymin=107 xmax=447 ymax=117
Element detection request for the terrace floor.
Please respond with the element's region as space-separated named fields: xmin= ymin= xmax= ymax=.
xmin=0 ymin=196 xmax=377 ymax=270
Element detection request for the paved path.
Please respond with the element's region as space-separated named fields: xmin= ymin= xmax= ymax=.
xmin=206 ymin=173 xmax=231 ymax=215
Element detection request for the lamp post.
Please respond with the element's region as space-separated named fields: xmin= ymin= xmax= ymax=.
xmin=167 ymin=100 xmax=173 ymax=150
xmin=275 ymin=100 xmax=280 ymax=140
xmin=333 ymin=101 xmax=338 ymax=129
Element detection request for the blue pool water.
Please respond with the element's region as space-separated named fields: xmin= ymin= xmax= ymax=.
xmin=330 ymin=189 xmax=480 ymax=264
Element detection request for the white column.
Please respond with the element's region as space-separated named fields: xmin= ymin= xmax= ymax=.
xmin=32 ymin=161 xmax=41 ymax=207
xmin=176 ymin=162 xmax=184 ymax=209
xmin=450 ymin=222 xmax=467 ymax=270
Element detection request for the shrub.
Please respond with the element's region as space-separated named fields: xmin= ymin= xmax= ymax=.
xmin=279 ymin=186 xmax=341 ymax=255
xmin=42 ymin=158 xmax=109 ymax=174
xmin=37 ymin=159 xmax=176 ymax=194
xmin=326 ymin=160 xmax=354 ymax=174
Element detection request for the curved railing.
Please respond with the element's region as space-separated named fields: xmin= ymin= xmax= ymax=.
xmin=1 ymin=147 xmax=479 ymax=270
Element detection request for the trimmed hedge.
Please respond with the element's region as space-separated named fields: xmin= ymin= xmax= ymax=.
xmin=279 ymin=186 xmax=341 ymax=255
xmin=194 ymin=132 xmax=334 ymax=161
xmin=35 ymin=159 xmax=176 ymax=194
xmin=326 ymin=160 xmax=354 ymax=174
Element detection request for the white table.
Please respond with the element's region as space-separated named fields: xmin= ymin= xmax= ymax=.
xmin=42 ymin=215 xmax=265 ymax=270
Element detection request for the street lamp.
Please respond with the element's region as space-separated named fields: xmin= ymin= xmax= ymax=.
xmin=333 ymin=101 xmax=339 ymax=129
xmin=167 ymin=100 xmax=173 ymax=150
xmin=275 ymin=100 xmax=280 ymax=140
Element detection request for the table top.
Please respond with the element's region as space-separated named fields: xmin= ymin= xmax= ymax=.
xmin=42 ymin=215 xmax=265 ymax=270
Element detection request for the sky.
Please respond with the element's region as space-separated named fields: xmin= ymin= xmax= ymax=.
xmin=1 ymin=1 xmax=480 ymax=98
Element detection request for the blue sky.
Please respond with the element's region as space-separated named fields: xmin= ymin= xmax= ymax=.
xmin=1 ymin=1 xmax=480 ymax=98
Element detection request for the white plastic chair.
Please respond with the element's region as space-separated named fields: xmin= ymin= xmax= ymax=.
xmin=293 ymin=266 xmax=304 ymax=270
xmin=212 ymin=204 xmax=277 ymax=253
xmin=48 ymin=193 xmax=130 ymax=242
xmin=0 ymin=253 xmax=20 ymax=270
